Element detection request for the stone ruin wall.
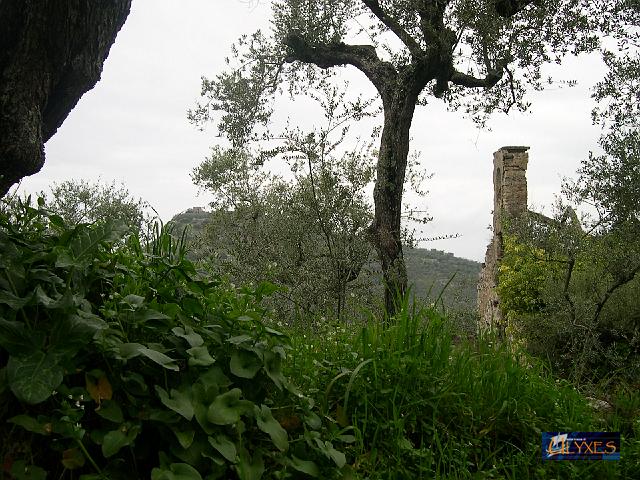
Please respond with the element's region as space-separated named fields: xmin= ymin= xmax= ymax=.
xmin=477 ymin=146 xmax=529 ymax=331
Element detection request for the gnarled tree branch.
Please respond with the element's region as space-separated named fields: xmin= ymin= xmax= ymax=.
xmin=284 ymin=33 xmax=397 ymax=94
xmin=361 ymin=0 xmax=424 ymax=58
xmin=494 ymin=0 xmax=537 ymax=17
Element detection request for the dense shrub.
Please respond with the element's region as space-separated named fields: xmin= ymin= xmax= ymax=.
xmin=0 ymin=199 xmax=346 ymax=479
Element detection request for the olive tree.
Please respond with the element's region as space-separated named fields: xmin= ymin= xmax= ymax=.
xmin=193 ymin=0 xmax=609 ymax=314
xmin=192 ymin=86 xmax=380 ymax=321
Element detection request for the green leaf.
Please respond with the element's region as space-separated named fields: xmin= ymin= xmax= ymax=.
xmin=151 ymin=463 xmax=203 ymax=480
xmin=236 ymin=449 xmax=264 ymax=480
xmin=122 ymin=294 xmax=145 ymax=307
xmin=172 ymin=326 xmax=204 ymax=347
xmin=119 ymin=343 xmax=179 ymax=371
xmin=7 ymin=351 xmax=63 ymax=404
xmin=230 ymin=350 xmax=261 ymax=379
xmin=62 ymin=447 xmax=85 ymax=469
xmin=263 ymin=350 xmax=285 ymax=390
xmin=208 ymin=434 xmax=238 ymax=463
xmin=9 ymin=460 xmax=47 ymax=480
xmin=315 ymin=440 xmax=346 ymax=468
xmin=227 ymin=334 xmax=253 ymax=345
xmin=255 ymin=404 xmax=288 ymax=452
xmin=8 ymin=414 xmax=50 ymax=435
xmin=0 ymin=290 xmax=31 ymax=310
xmin=101 ymin=429 xmax=128 ymax=458
xmin=0 ymin=319 xmax=37 ymax=355
xmin=155 ymin=386 xmax=194 ymax=420
xmin=174 ymin=427 xmax=196 ymax=449
xmin=50 ymin=314 xmax=106 ymax=358
xmin=101 ymin=424 xmax=139 ymax=457
xmin=96 ymin=400 xmax=124 ymax=424
xmin=187 ymin=346 xmax=215 ymax=367
xmin=207 ymin=388 xmax=250 ymax=425
xmin=289 ymin=456 xmax=319 ymax=477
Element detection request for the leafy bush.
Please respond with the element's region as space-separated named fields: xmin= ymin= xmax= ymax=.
xmin=0 ymin=198 xmax=345 ymax=479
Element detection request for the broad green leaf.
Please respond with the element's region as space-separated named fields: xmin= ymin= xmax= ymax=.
xmin=227 ymin=334 xmax=253 ymax=345
xmin=8 ymin=414 xmax=50 ymax=435
xmin=208 ymin=434 xmax=238 ymax=463
xmin=136 ymin=308 xmax=171 ymax=324
xmin=289 ymin=456 xmax=319 ymax=477
xmin=315 ymin=440 xmax=346 ymax=468
xmin=230 ymin=350 xmax=261 ymax=379
xmin=33 ymin=286 xmax=56 ymax=308
xmin=172 ymin=326 xmax=204 ymax=347
xmin=207 ymin=388 xmax=250 ymax=425
xmin=7 ymin=351 xmax=63 ymax=404
xmin=151 ymin=463 xmax=203 ymax=480
xmin=119 ymin=343 xmax=179 ymax=371
xmin=255 ymin=405 xmax=288 ymax=452
xmin=155 ymin=386 xmax=194 ymax=420
xmin=96 ymin=400 xmax=124 ymax=423
xmin=50 ymin=314 xmax=106 ymax=358
xmin=101 ymin=429 xmax=128 ymax=458
xmin=263 ymin=350 xmax=284 ymax=390
xmin=139 ymin=347 xmax=179 ymax=371
xmin=236 ymin=449 xmax=264 ymax=480
xmin=0 ymin=290 xmax=31 ymax=310
xmin=62 ymin=447 xmax=85 ymax=469
xmin=122 ymin=294 xmax=145 ymax=307
xmin=102 ymin=424 xmax=140 ymax=457
xmin=187 ymin=346 xmax=215 ymax=367
xmin=0 ymin=319 xmax=37 ymax=355
xmin=9 ymin=460 xmax=47 ymax=480
xmin=174 ymin=427 xmax=196 ymax=449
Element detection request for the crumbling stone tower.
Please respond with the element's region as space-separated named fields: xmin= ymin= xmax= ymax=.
xmin=477 ymin=146 xmax=529 ymax=331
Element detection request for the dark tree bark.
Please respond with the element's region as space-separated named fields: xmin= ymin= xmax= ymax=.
xmin=0 ymin=0 xmax=132 ymax=196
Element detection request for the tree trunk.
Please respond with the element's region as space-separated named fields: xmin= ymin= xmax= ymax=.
xmin=369 ymin=90 xmax=418 ymax=316
xmin=0 ymin=0 xmax=132 ymax=196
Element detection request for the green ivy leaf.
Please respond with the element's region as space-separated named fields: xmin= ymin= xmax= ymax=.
xmin=151 ymin=463 xmax=203 ymax=480
xmin=7 ymin=351 xmax=63 ymax=404
xmin=102 ymin=424 xmax=140 ymax=458
xmin=172 ymin=326 xmax=204 ymax=347
xmin=96 ymin=400 xmax=124 ymax=424
xmin=255 ymin=404 xmax=288 ymax=452
xmin=174 ymin=427 xmax=196 ymax=449
xmin=0 ymin=319 xmax=37 ymax=355
xmin=8 ymin=414 xmax=50 ymax=435
xmin=207 ymin=388 xmax=251 ymax=425
xmin=119 ymin=343 xmax=179 ymax=371
xmin=9 ymin=460 xmax=47 ymax=480
xmin=0 ymin=290 xmax=31 ymax=310
xmin=187 ymin=346 xmax=215 ymax=367
xmin=236 ymin=449 xmax=264 ymax=480
xmin=208 ymin=434 xmax=238 ymax=463
xmin=155 ymin=386 xmax=194 ymax=420
xmin=101 ymin=430 xmax=128 ymax=458
xmin=289 ymin=455 xmax=319 ymax=477
xmin=230 ymin=350 xmax=261 ymax=379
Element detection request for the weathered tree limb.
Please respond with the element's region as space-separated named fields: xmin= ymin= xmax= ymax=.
xmin=361 ymin=0 xmax=424 ymax=57
xmin=0 ymin=0 xmax=132 ymax=196
xmin=494 ymin=0 xmax=538 ymax=17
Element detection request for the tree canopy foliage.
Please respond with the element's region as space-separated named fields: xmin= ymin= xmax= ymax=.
xmin=193 ymin=0 xmax=620 ymax=313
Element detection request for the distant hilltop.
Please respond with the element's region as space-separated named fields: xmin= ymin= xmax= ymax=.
xmin=169 ymin=208 xmax=481 ymax=311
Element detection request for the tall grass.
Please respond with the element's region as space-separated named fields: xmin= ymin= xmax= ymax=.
xmin=282 ymin=295 xmax=639 ymax=479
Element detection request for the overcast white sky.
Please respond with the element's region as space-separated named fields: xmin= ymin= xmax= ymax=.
xmin=17 ymin=0 xmax=607 ymax=262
